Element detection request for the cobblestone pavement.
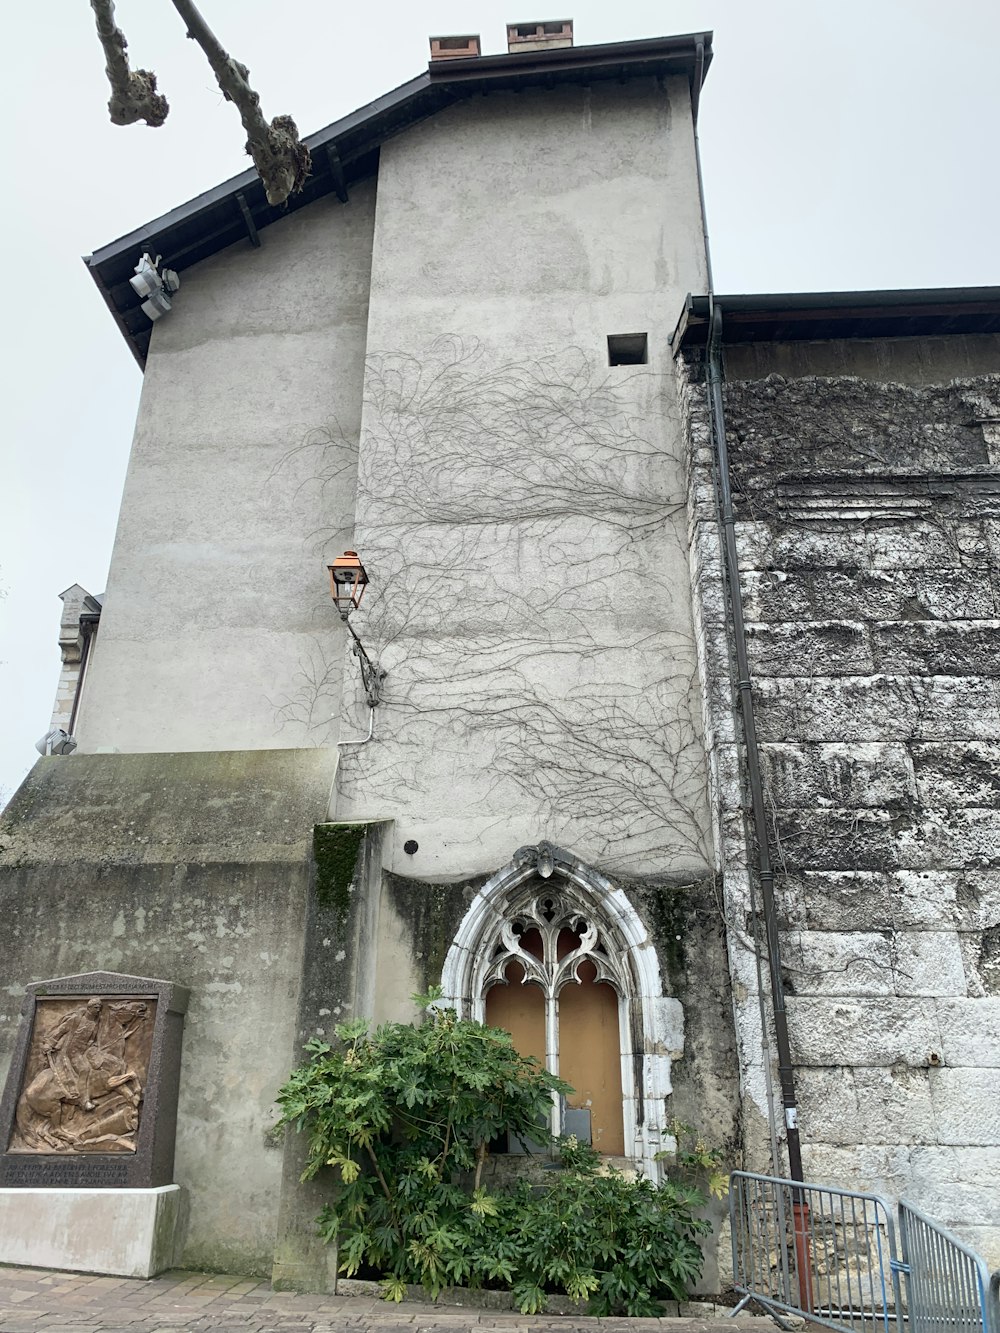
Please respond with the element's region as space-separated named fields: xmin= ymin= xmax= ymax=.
xmin=0 ymin=1266 xmax=774 ymax=1333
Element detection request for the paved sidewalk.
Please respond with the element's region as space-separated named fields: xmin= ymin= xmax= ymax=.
xmin=0 ymin=1266 xmax=772 ymax=1333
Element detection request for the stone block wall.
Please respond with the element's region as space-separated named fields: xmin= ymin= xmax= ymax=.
xmin=682 ymin=350 xmax=1000 ymax=1264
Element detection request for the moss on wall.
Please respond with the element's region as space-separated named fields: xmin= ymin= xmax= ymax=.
xmin=312 ymin=823 xmax=369 ymax=922
xmin=420 ymin=883 xmax=469 ymax=984
xmin=383 ymin=873 xmax=486 ymax=992
xmin=638 ymin=877 xmax=701 ymax=985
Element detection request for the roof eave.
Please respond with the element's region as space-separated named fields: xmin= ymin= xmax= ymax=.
xmin=672 ymin=287 xmax=1000 ymax=351
xmin=428 ymin=30 xmax=712 ymax=81
xmin=86 ymin=33 xmax=713 ymax=370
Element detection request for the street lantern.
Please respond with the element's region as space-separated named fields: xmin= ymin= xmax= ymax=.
xmin=325 ymin=549 xmax=385 ymax=711
xmin=327 ymin=550 xmax=369 ymax=619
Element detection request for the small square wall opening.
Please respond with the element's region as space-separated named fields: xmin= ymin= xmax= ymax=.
xmin=607 ymin=333 xmax=648 ymax=366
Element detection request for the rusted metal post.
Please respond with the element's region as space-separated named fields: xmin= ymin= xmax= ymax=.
xmin=792 ymin=1198 xmax=814 ymax=1314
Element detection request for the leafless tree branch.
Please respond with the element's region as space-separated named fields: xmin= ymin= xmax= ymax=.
xmin=168 ymin=0 xmax=310 ymax=205
xmin=90 ymin=0 xmax=169 ymax=127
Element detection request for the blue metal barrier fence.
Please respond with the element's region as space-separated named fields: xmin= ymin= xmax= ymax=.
xmin=729 ymin=1170 xmax=901 ymax=1333
xmin=729 ymin=1172 xmax=1000 ymax=1333
xmin=897 ymin=1199 xmax=999 ymax=1333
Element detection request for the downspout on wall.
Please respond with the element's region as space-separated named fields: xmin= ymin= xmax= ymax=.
xmin=704 ymin=305 xmax=804 ymax=1183
xmin=68 ymin=615 xmax=99 ymax=736
xmin=686 ymin=53 xmax=797 ymax=1180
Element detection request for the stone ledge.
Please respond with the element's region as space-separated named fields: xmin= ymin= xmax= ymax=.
xmin=0 ymin=1183 xmax=184 ymax=1278
xmin=0 ymin=749 xmax=338 ymax=868
xmin=336 ymin=1277 xmax=769 ymax=1319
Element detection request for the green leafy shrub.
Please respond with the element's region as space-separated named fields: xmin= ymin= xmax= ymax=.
xmin=662 ymin=1118 xmax=730 ymax=1200
xmin=276 ymin=990 xmax=565 ymax=1188
xmin=276 ymin=992 xmax=714 ymax=1316
xmin=495 ymin=1143 xmax=711 ymax=1315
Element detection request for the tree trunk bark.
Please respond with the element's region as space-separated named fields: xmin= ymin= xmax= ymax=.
xmin=90 ymin=0 xmax=169 ymax=127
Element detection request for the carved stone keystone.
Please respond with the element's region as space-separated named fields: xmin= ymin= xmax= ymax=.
xmin=0 ymin=972 xmax=188 ymax=1189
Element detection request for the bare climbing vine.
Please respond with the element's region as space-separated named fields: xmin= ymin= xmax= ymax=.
xmin=272 ymin=335 xmax=714 ymax=870
xmin=267 ymin=638 xmax=343 ymax=744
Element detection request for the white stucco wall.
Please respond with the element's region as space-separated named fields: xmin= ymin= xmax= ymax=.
xmin=335 ymin=78 xmax=712 ymax=878
xmin=78 ymin=184 xmax=376 ymax=754
xmin=74 ymin=78 xmax=711 ymax=885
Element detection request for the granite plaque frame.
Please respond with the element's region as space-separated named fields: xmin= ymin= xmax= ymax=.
xmin=0 ymin=972 xmax=188 ymax=1189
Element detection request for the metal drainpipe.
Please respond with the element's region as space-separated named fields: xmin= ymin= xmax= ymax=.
xmin=68 ymin=618 xmax=97 ymax=737
xmin=688 ymin=44 xmax=790 ymax=1182
xmin=705 ymin=304 xmax=804 ymax=1185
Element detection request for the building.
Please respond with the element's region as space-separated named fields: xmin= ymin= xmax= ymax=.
xmin=676 ymin=290 xmax=1000 ymax=1271
xmin=1 ymin=19 xmax=997 ymax=1287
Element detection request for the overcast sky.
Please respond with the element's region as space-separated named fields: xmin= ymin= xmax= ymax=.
xmin=1 ymin=0 xmax=998 ymax=803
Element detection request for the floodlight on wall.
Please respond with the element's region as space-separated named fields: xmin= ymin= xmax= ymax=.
xmin=35 ymin=728 xmax=77 ymax=756
xmin=130 ymin=252 xmax=181 ymax=324
xmin=141 ymin=290 xmax=172 ymax=321
xmin=327 ymin=550 xmax=386 ymax=709
xmin=129 ymin=254 xmax=161 ymax=299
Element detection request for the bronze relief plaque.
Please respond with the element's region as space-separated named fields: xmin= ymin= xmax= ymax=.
xmin=9 ymin=995 xmax=156 ymax=1155
xmin=0 ymin=972 xmax=188 ymax=1188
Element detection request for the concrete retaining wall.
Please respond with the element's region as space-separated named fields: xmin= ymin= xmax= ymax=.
xmin=0 ymin=749 xmax=336 ymax=1274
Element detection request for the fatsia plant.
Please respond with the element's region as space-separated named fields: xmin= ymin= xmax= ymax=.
xmin=277 ymin=991 xmax=719 ymax=1315
xmin=275 ymin=987 xmax=566 ymax=1191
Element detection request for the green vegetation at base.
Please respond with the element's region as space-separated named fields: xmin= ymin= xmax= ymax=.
xmin=276 ymin=989 xmax=719 ymax=1316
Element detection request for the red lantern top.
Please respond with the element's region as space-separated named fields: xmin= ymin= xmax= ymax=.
xmin=327 ymin=550 xmax=369 ymax=618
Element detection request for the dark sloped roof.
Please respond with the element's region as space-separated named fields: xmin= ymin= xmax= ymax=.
xmin=672 ymin=288 xmax=1000 ymax=349
xmin=86 ymin=31 xmax=713 ymax=368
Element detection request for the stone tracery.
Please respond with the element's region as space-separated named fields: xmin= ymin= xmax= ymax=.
xmin=482 ymin=890 xmax=628 ymax=1000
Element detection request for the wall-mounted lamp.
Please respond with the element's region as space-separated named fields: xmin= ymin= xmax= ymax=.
xmin=35 ymin=728 xmax=77 ymax=756
xmin=327 ymin=549 xmax=369 ymax=618
xmin=327 ymin=550 xmax=386 ymax=709
xmin=130 ymin=252 xmax=180 ymax=323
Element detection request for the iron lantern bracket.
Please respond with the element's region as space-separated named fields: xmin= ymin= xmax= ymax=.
xmin=344 ymin=618 xmax=386 ymax=708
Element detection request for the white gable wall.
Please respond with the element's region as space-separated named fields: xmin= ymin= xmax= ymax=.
xmin=77 ymin=183 xmax=377 ymax=754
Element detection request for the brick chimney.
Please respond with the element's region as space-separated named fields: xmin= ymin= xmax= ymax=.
xmin=506 ymin=19 xmax=574 ymax=53
xmin=429 ymin=34 xmax=481 ymax=61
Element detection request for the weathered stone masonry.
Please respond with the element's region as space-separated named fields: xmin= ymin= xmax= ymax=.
xmin=681 ymin=351 xmax=1000 ymax=1264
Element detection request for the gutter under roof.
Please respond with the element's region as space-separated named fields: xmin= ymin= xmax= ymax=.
xmin=85 ymin=31 xmax=713 ymax=369
xmin=672 ymin=288 xmax=1000 ymax=350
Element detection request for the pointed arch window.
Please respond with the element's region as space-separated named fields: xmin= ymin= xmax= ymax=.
xmin=483 ymin=891 xmax=629 ymax=998
xmin=478 ymin=887 xmax=628 ymax=1155
xmin=441 ymin=842 xmax=682 ymax=1176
